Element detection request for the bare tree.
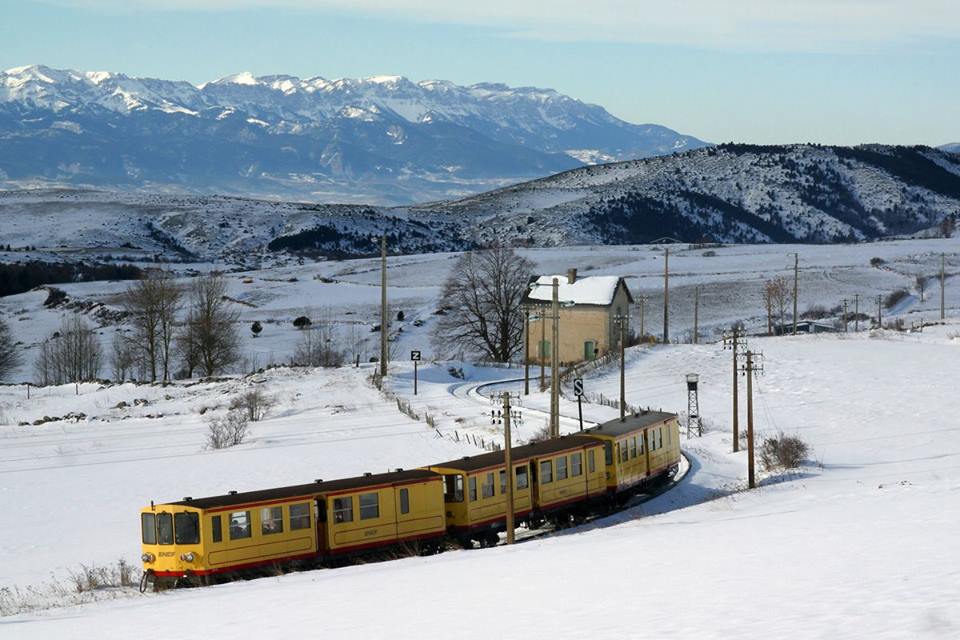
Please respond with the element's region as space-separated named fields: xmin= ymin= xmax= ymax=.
xmin=178 ymin=273 xmax=240 ymax=378
xmin=762 ymin=276 xmax=790 ymax=335
xmin=941 ymin=216 xmax=956 ymax=239
xmin=34 ymin=316 xmax=103 ymax=385
xmin=0 ymin=317 xmax=23 ymax=381
xmin=110 ymin=332 xmax=135 ymax=382
xmin=292 ymin=316 xmax=344 ymax=367
xmin=431 ymin=245 xmax=533 ymax=362
xmin=916 ymin=275 xmax=928 ymax=302
xmin=122 ymin=271 xmax=181 ymax=383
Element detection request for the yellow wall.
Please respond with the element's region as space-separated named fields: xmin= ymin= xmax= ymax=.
xmin=526 ymin=286 xmax=632 ymax=366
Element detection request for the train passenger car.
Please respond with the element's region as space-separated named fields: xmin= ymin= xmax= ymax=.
xmin=140 ymin=469 xmax=444 ymax=587
xmin=427 ymin=436 xmax=605 ymax=546
xmin=580 ymin=411 xmax=681 ymax=497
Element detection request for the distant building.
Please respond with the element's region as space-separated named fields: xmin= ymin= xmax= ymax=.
xmin=772 ymin=320 xmax=838 ymax=336
xmin=522 ymin=269 xmax=634 ymax=366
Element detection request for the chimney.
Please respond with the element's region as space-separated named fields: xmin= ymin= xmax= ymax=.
xmin=567 ymin=268 xmax=577 ymax=284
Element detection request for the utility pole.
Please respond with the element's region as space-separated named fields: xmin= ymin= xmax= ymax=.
xmin=842 ymin=299 xmax=849 ymax=333
xmin=550 ymin=278 xmax=560 ymax=438
xmin=662 ymin=247 xmax=670 ymax=344
xmin=502 ymin=392 xmax=515 ymax=545
xmin=877 ymin=294 xmax=883 ymax=328
xmin=941 ymin=253 xmax=946 ymax=321
xmin=522 ymin=307 xmax=530 ymax=396
xmin=791 ymin=253 xmax=799 ymax=335
xmin=854 ymin=294 xmax=860 ymax=332
xmin=379 ymin=234 xmax=388 ymax=378
xmin=613 ymin=311 xmax=628 ymax=421
xmin=722 ymin=326 xmax=745 ymax=452
xmin=738 ymin=350 xmax=764 ymax=489
xmin=539 ymin=308 xmax=546 ymax=391
xmin=637 ymin=295 xmax=646 ymax=341
xmin=693 ymin=285 xmax=700 ymax=344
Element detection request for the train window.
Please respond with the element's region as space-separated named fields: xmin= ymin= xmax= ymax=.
xmin=229 ymin=511 xmax=251 ymax=539
xmin=499 ymin=470 xmax=507 ymax=495
xmin=604 ymin=442 xmax=613 ymax=465
xmin=620 ymin=442 xmax=628 ymax=463
xmin=630 ymin=437 xmax=637 ymax=459
xmin=515 ymin=465 xmax=529 ymax=489
xmin=658 ymin=428 xmax=664 ymax=449
xmin=261 ymin=506 xmax=283 ymax=535
xmin=469 ymin=476 xmax=477 ymax=501
xmin=539 ymin=460 xmax=553 ymax=484
xmin=571 ymin=452 xmax=582 ymax=476
xmin=556 ymin=456 xmax=568 ymax=480
xmin=211 ymin=515 xmax=222 ymax=543
xmin=444 ymin=474 xmax=464 ymax=503
xmin=333 ymin=497 xmax=353 ymax=523
xmin=482 ymin=473 xmax=495 ymax=498
xmin=289 ymin=503 xmax=311 ymax=530
xmin=667 ymin=425 xmax=672 ymax=445
xmin=647 ymin=431 xmax=654 ymax=452
xmin=639 ymin=434 xmax=645 ymax=453
xmin=157 ymin=512 xmax=174 ymax=545
xmin=588 ymin=449 xmax=596 ymax=473
xmin=359 ymin=493 xmax=380 ymax=520
xmin=175 ymin=512 xmax=200 ymax=544
xmin=141 ymin=513 xmax=157 ymax=545
xmin=399 ymin=488 xmax=410 ymax=515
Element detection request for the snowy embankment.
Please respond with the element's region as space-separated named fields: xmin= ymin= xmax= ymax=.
xmin=3 ymin=324 xmax=960 ymax=638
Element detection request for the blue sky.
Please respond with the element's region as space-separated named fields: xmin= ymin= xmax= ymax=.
xmin=2 ymin=0 xmax=958 ymax=146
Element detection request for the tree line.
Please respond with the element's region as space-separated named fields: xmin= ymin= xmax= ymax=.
xmin=0 ymin=261 xmax=142 ymax=297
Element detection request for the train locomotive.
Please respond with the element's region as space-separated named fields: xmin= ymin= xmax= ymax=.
xmin=139 ymin=411 xmax=681 ymax=589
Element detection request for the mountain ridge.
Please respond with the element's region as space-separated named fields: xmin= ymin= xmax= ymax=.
xmin=0 ymin=64 xmax=707 ymax=204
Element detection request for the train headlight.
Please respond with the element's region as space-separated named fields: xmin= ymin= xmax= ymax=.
xmin=180 ymin=552 xmax=195 ymax=562
xmin=141 ymin=553 xmax=155 ymax=563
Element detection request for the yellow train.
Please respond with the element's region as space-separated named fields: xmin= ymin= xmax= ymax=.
xmin=140 ymin=411 xmax=680 ymax=589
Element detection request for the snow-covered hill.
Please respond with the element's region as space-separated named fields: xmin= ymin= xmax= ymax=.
xmin=3 ymin=144 xmax=959 ymax=267
xmin=0 ymin=65 xmax=706 ymax=204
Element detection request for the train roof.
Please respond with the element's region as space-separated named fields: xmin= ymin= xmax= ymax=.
xmin=581 ymin=411 xmax=676 ymax=438
xmin=164 ymin=469 xmax=438 ymax=510
xmin=429 ymin=435 xmax=601 ymax=472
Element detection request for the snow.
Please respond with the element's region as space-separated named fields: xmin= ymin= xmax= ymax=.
xmin=528 ymin=274 xmax=621 ymax=305
xmin=2 ymin=240 xmax=960 ymax=637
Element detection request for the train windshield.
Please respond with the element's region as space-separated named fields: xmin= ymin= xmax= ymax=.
xmin=175 ymin=512 xmax=200 ymax=545
xmin=443 ymin=474 xmax=464 ymax=503
xmin=157 ymin=512 xmax=174 ymax=545
xmin=141 ymin=513 xmax=157 ymax=545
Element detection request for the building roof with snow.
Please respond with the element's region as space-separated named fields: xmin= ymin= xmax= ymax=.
xmin=522 ymin=269 xmax=633 ymax=307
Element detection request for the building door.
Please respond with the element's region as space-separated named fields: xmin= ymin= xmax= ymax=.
xmin=539 ymin=340 xmax=551 ymax=361
xmin=584 ymin=341 xmax=596 ymax=360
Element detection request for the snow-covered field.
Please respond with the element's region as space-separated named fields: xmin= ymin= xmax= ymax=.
xmin=2 ymin=238 xmax=959 ymax=638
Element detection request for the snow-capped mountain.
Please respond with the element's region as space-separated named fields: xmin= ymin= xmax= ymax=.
xmin=0 ymin=65 xmax=707 ymax=204
xmin=941 ymin=143 xmax=960 ymax=154
xmin=2 ymin=144 xmax=958 ymax=267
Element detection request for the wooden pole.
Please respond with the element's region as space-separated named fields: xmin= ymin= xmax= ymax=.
xmin=523 ymin=308 xmax=530 ymax=396
xmin=503 ymin=393 xmax=515 ymax=544
xmin=619 ymin=315 xmax=626 ymax=422
xmin=877 ymin=295 xmax=882 ymax=328
xmin=843 ymin=299 xmax=849 ymax=332
xmin=941 ymin=253 xmax=946 ymax=321
xmin=792 ymin=253 xmax=799 ymax=336
xmin=539 ymin=309 xmax=545 ymax=391
xmin=413 ymin=360 xmax=418 ymax=396
xmin=693 ymin=286 xmax=700 ymax=344
xmin=639 ymin=296 xmax=645 ymax=341
xmin=380 ymin=234 xmax=388 ymax=378
xmin=732 ymin=329 xmax=739 ymax=453
xmin=746 ymin=350 xmax=755 ymax=489
xmin=551 ymin=278 xmax=560 ymax=438
xmin=854 ymin=294 xmax=860 ymax=332
xmin=662 ymin=248 xmax=670 ymax=343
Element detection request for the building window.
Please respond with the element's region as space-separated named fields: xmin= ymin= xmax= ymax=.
xmin=399 ymin=488 xmax=410 ymax=514
xmin=516 ymin=465 xmax=529 ymax=489
xmin=229 ymin=511 xmax=251 ymax=539
xmin=469 ymin=476 xmax=478 ymax=501
xmin=540 ymin=460 xmax=553 ymax=484
xmin=540 ymin=340 xmax=551 ymax=358
xmin=359 ymin=493 xmax=380 ymax=520
xmin=556 ymin=456 xmax=568 ymax=480
xmin=175 ymin=512 xmax=200 ymax=544
xmin=333 ymin=497 xmax=353 ymax=523
xmin=211 ymin=515 xmax=222 ymax=543
xmin=157 ymin=512 xmax=174 ymax=545
xmin=141 ymin=513 xmax=157 ymax=545
xmin=289 ymin=503 xmax=311 ymax=530
xmin=571 ymin=452 xmax=583 ymax=476
xmin=588 ymin=449 xmax=596 ymax=473
xmin=629 ymin=437 xmax=637 ymax=459
xmin=261 ymin=506 xmax=283 ymax=535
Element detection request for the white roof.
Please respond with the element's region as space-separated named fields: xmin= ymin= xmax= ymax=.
xmin=527 ymin=275 xmax=622 ymax=306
